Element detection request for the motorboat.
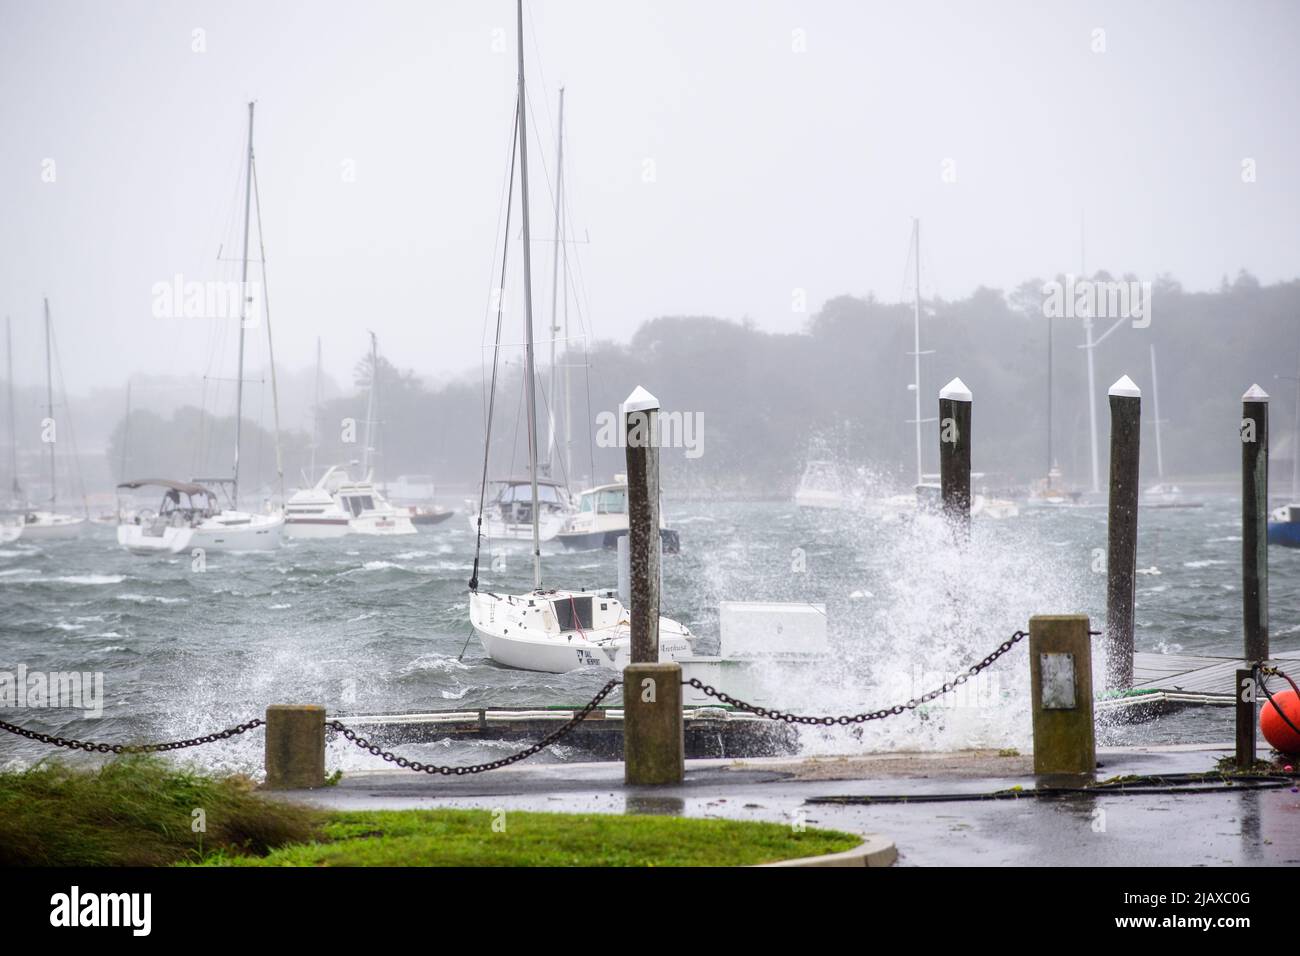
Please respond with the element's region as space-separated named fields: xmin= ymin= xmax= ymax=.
xmin=556 ymin=476 xmax=679 ymax=552
xmin=1269 ymin=503 xmax=1300 ymax=548
xmin=285 ymin=464 xmax=415 ymax=537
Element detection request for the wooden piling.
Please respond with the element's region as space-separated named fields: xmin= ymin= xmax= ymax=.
xmin=622 ymin=385 xmax=683 ymax=785
xmin=938 ymin=377 xmax=972 ymax=538
xmin=1241 ymin=385 xmax=1269 ymax=663
xmin=1029 ymin=615 xmax=1096 ymax=776
xmin=1105 ymin=375 xmax=1141 ymax=690
xmin=1235 ymin=668 xmax=1257 ymax=770
xmin=264 ymin=705 xmax=325 ymax=790
xmin=623 ymin=386 xmax=661 ymax=664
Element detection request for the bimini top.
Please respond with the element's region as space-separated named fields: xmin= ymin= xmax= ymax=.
xmin=116 ymin=478 xmax=216 ymax=498
xmin=492 ymin=476 xmax=568 ymax=488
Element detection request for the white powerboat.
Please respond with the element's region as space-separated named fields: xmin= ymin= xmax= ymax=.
xmin=284 ymin=480 xmax=350 ymax=538
xmin=466 ymin=7 xmax=694 ymax=674
xmin=556 ymin=476 xmax=679 ymax=552
xmin=286 ymin=464 xmax=415 ymax=537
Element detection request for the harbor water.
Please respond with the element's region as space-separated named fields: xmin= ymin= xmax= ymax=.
xmin=1 ymin=494 xmax=1295 ymax=773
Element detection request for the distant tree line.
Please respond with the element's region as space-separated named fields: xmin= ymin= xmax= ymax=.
xmin=102 ymin=271 xmax=1300 ymax=500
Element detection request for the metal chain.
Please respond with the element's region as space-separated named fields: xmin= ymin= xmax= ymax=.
xmin=326 ymin=678 xmax=621 ymax=775
xmin=0 ymin=717 xmax=265 ymax=754
xmin=685 ymin=629 xmax=1030 ymax=726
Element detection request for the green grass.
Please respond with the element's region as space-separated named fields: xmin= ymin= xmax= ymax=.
xmin=0 ymin=759 xmax=861 ymax=867
xmin=200 ymin=808 xmax=861 ymax=867
xmin=0 ymin=757 xmax=320 ymax=866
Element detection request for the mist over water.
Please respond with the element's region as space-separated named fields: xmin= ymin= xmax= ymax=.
xmin=2 ymin=492 xmax=1290 ymax=774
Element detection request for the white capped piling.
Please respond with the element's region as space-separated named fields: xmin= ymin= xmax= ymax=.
xmin=1105 ymin=374 xmax=1141 ymax=690
xmin=623 ymin=386 xmax=662 ymax=664
xmin=938 ymin=377 xmax=972 ymax=537
xmin=621 ymin=386 xmax=683 ymax=785
xmin=1241 ymin=385 xmax=1269 ymax=663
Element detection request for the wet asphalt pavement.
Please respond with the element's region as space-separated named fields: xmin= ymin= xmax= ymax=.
xmin=271 ymin=743 xmax=1300 ymax=866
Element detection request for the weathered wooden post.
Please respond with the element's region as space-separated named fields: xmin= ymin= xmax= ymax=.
xmin=1105 ymin=375 xmax=1141 ymax=690
xmin=264 ymin=704 xmax=325 ymax=789
xmin=621 ymin=386 xmax=684 ymax=785
xmin=1029 ymin=615 xmax=1096 ymax=776
xmin=1241 ymin=384 xmax=1269 ymax=663
xmin=938 ymin=377 xmax=971 ymax=538
xmin=1235 ymin=668 xmax=1257 ymax=770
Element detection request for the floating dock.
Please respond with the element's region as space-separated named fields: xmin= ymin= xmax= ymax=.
xmin=1097 ymin=651 xmax=1300 ymax=717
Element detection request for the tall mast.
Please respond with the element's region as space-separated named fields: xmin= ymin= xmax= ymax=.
xmin=43 ymin=298 xmax=55 ymax=508
xmin=5 ymin=317 xmax=18 ymax=502
xmin=1149 ymin=345 xmax=1164 ymax=480
xmin=119 ymin=379 xmax=132 ymax=481
xmin=362 ymin=331 xmax=377 ymax=477
xmin=232 ymin=101 xmax=256 ymax=509
xmin=544 ymin=86 xmax=566 ymax=478
xmin=910 ymin=219 xmax=924 ymax=487
xmin=1081 ymin=215 xmax=1101 ymax=494
xmin=1046 ymin=299 xmax=1054 ymax=481
xmin=1293 ymin=339 xmax=1300 ymax=501
xmin=516 ymin=0 xmax=542 ymax=591
xmin=310 ymin=337 xmax=321 ymax=482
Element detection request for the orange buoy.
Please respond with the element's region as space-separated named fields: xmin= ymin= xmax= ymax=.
xmin=1260 ymin=689 xmax=1300 ymax=755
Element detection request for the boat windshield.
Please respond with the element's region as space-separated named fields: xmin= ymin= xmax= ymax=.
xmin=497 ymin=483 xmax=563 ymax=505
xmin=596 ymin=488 xmax=627 ymax=515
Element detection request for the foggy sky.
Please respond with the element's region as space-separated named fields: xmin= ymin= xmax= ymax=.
xmin=1 ymin=0 xmax=1297 ymax=396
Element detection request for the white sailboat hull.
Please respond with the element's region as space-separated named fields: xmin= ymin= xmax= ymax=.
xmin=18 ymin=513 xmax=86 ymax=539
xmin=469 ymin=589 xmax=693 ymax=674
xmin=467 ymin=509 xmax=569 ymax=543
xmin=190 ymin=512 xmax=284 ymax=551
xmin=117 ymin=522 xmax=195 ymax=555
xmin=120 ymin=511 xmax=282 ymax=554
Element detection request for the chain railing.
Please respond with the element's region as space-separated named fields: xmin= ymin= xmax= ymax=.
xmin=326 ymin=678 xmax=621 ymax=775
xmin=0 ymin=717 xmax=265 ymax=754
xmin=685 ymin=629 xmax=1030 ymax=725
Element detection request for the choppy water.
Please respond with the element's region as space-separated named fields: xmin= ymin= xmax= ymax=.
xmin=1 ymin=496 xmax=1296 ymax=773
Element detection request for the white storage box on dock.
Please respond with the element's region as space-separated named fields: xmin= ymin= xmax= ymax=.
xmin=719 ymin=601 xmax=828 ymax=657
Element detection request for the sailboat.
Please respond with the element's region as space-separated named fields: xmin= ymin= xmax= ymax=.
xmin=1 ymin=317 xmax=24 ymax=543
xmin=19 ymin=299 xmax=87 ymax=540
xmin=467 ymin=2 xmax=694 ymax=673
xmin=465 ymin=86 xmax=578 ymax=544
xmin=1269 ymin=350 xmax=1300 ymax=547
xmin=1142 ymin=345 xmax=1202 ymax=509
xmin=118 ymin=102 xmax=283 ymax=554
xmin=284 ymin=333 xmax=415 ymax=537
